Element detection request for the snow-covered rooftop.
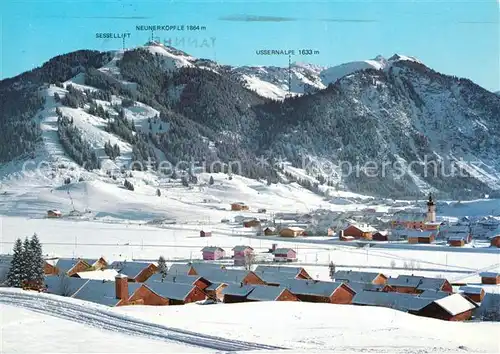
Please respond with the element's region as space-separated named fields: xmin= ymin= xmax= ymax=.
xmin=433 ymin=294 xmax=477 ymax=316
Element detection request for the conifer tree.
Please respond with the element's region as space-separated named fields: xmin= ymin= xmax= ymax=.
xmin=21 ymin=237 xmax=32 ymax=287
xmin=29 ymin=233 xmax=45 ymax=290
xmin=6 ymin=238 xmax=23 ymax=287
xmin=157 ymin=256 xmax=167 ymax=281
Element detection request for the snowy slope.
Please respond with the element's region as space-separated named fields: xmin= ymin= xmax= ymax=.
xmin=2 ymin=288 xmax=498 ymax=354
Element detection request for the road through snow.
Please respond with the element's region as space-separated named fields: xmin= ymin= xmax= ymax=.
xmin=0 ymin=289 xmax=286 ymax=352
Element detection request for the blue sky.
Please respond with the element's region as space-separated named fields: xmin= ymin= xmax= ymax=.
xmin=1 ymin=0 xmax=499 ymax=91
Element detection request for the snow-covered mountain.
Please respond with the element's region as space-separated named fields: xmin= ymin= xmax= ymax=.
xmin=1 ymin=41 xmax=500 ymax=202
xmin=231 ymin=53 xmax=423 ymax=100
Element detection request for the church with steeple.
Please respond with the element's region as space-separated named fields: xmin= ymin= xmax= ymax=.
xmin=391 ymin=193 xmax=440 ymax=231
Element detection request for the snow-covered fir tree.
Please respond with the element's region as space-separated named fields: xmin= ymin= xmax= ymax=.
xmin=29 ymin=233 xmax=45 ymax=289
xmin=21 ymin=237 xmax=32 ymax=286
xmin=6 ymin=238 xmax=24 ymax=287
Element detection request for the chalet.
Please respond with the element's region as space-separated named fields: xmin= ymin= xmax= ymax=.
xmin=130 ymin=281 xmax=207 ymax=305
xmin=190 ymin=262 xmax=225 ymax=274
xmin=204 ymin=282 xmax=228 ymax=302
xmin=110 ymin=261 xmax=158 ymax=282
xmin=447 ymin=234 xmax=468 ymax=247
xmin=418 ymin=290 xmax=450 ymax=300
xmin=199 ymin=230 xmax=212 ymax=237
xmin=195 ymin=268 xmax=265 ymax=286
xmin=387 ymin=275 xmax=452 ymax=294
xmin=168 ymin=263 xmax=198 ymax=276
xmin=43 ymin=275 xmax=89 ymax=297
xmin=232 ymin=245 xmax=254 ymax=266
xmin=352 ymin=291 xmax=431 ymax=313
xmin=459 ymin=286 xmax=485 ymax=303
xmin=55 ymin=258 xmax=93 ymax=277
xmin=222 ymin=284 xmax=255 ymax=303
xmin=83 ymin=257 xmax=108 ymax=270
xmin=72 ymin=277 xmax=141 ymax=307
xmin=264 ymin=227 xmax=276 ymax=236
xmin=273 ymin=248 xmax=297 ymax=262
xmin=490 ymin=235 xmax=500 ymax=248
xmin=417 ymin=277 xmax=453 ymax=293
xmin=201 ymin=246 xmax=225 ymax=260
xmin=334 ymin=270 xmax=388 ymax=285
xmin=347 ymin=282 xmax=392 ymax=293
xmin=255 ymin=265 xmax=311 ymax=280
xmin=47 ymin=210 xmax=62 ymax=218
xmin=43 ymin=259 xmax=58 ymax=275
xmin=406 ymin=230 xmax=436 ymax=244
xmin=231 ymin=202 xmax=249 ymax=211
xmin=284 ymin=279 xmax=355 ymax=304
xmin=279 ymin=227 xmax=304 ymax=238
xmin=413 ymin=293 xmax=477 ymax=321
xmin=342 ymin=224 xmax=377 ymax=240
xmin=479 ymin=271 xmax=500 ymax=285
xmin=72 ymin=269 xmax=119 ymax=281
xmin=246 ymin=285 xmax=299 ymax=302
xmin=243 ymin=219 xmax=261 ymax=228
xmin=146 ymin=273 xmax=212 ymax=291
xmin=372 ymin=231 xmax=389 ymax=242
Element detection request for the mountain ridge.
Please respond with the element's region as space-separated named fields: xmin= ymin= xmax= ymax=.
xmin=1 ymin=42 xmax=500 ymax=200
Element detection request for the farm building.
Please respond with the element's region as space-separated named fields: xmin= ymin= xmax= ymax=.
xmin=279 ymin=227 xmax=304 ymax=238
xmin=232 ymin=246 xmax=254 ymax=266
xmin=222 ymin=284 xmax=256 ymax=303
xmin=47 ymin=210 xmax=62 ymax=218
xmin=413 ymin=293 xmax=478 ymax=321
xmin=264 ymin=227 xmax=276 ymax=236
xmin=334 ymin=270 xmax=388 ymax=285
xmin=273 ymin=248 xmax=297 ymax=262
xmin=246 ymin=285 xmax=299 ymax=302
xmin=199 ymin=230 xmax=212 ymax=237
xmin=110 ymin=261 xmax=158 ymax=282
xmin=490 ymin=235 xmax=500 ymax=248
xmin=55 ymin=258 xmax=94 ymax=277
xmin=406 ymin=230 xmax=436 ymax=244
xmin=129 ymin=281 xmax=207 ymax=306
xmin=255 ymin=265 xmax=311 ymax=280
xmin=372 ymin=231 xmax=389 ymax=241
xmin=243 ymin=219 xmax=261 ymax=228
xmin=284 ymin=279 xmax=356 ymax=304
xmin=201 ymin=246 xmax=226 ymax=260
xmin=459 ymin=286 xmax=485 ymax=303
xmin=342 ymin=224 xmax=377 ymax=240
xmin=479 ymin=272 xmax=500 ymax=285
xmin=231 ymin=202 xmax=249 ymax=211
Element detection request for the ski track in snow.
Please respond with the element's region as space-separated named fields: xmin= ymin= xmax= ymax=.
xmin=0 ymin=290 xmax=286 ymax=352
